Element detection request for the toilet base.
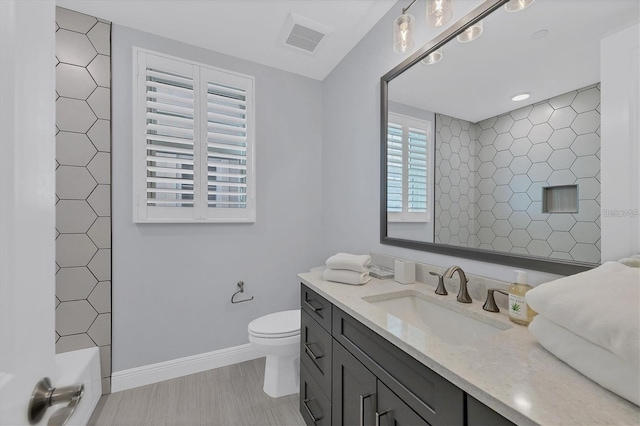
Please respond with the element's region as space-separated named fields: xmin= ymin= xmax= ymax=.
xmin=263 ymin=353 xmax=300 ymax=398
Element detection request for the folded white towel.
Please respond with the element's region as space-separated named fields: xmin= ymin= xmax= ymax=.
xmin=325 ymin=253 xmax=371 ymax=273
xmin=529 ymin=316 xmax=639 ymax=405
xmin=323 ymin=268 xmax=371 ymax=285
xmin=525 ymin=262 xmax=640 ymax=368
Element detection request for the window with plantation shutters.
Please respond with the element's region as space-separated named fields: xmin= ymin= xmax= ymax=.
xmin=134 ymin=49 xmax=255 ymax=223
xmin=387 ymin=113 xmax=430 ymax=222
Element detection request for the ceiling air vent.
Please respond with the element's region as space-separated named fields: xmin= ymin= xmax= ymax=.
xmin=278 ymin=13 xmax=334 ymax=55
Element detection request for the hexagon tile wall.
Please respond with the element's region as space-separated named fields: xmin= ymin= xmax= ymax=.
xmin=55 ymin=7 xmax=112 ymax=394
xmin=435 ymin=84 xmax=601 ymax=264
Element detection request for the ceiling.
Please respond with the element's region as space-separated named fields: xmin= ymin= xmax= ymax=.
xmin=389 ymin=0 xmax=640 ymax=123
xmin=56 ymin=0 xmax=396 ymax=81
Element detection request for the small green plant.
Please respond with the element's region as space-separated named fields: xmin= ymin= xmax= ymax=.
xmin=511 ymin=302 xmax=521 ymax=312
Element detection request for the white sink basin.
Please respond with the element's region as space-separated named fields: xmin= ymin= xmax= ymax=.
xmin=365 ymin=291 xmax=508 ymax=346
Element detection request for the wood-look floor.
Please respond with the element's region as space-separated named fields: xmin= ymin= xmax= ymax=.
xmin=89 ymin=358 xmax=305 ymax=426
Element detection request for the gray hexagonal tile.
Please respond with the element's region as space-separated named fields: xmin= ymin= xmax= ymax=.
xmin=87 ymin=185 xmax=110 ymax=216
xmin=570 ymin=222 xmax=600 ymax=244
xmin=570 ymin=243 xmax=600 ymax=263
xmin=57 ymin=132 xmax=97 ymax=166
xmin=56 ymin=63 xmax=97 ymax=100
xmin=440 ymin=210 xmax=452 ymax=227
xmin=571 ymin=110 xmax=600 ymax=135
xmin=527 ymin=201 xmax=549 ymax=221
xmin=492 ymin=203 xmax=513 ymax=220
xmin=528 ymin=102 xmax=554 ymax=125
xmin=510 ymin=193 xmax=532 ymax=211
xmin=478 ymin=145 xmax=497 ymax=162
xmin=509 ymin=156 xmax=532 ymax=175
xmin=56 ymin=200 xmax=97 ymax=233
xmin=56 ymin=300 xmax=97 ymax=335
xmin=547 ymin=169 xmax=577 ymax=186
xmin=548 ymin=107 xmax=577 ymax=130
xmin=87 ymin=152 xmax=110 ymax=185
xmin=450 ymin=136 xmax=461 ymax=154
xmin=528 ymin=162 xmax=553 ymax=183
xmin=571 ymin=88 xmax=600 ymax=113
xmin=478 ymin=195 xmax=497 ymax=211
xmin=88 ymin=281 xmax=111 ymax=314
xmin=493 ymin=219 xmax=512 ymax=237
xmin=493 ymin=133 xmax=514 ymax=151
xmin=493 ymin=186 xmax=513 ymax=203
xmin=88 ymin=313 xmax=111 ymax=346
xmin=493 ymin=168 xmax=513 ymax=185
xmin=56 ymin=267 xmax=97 ymax=301
xmin=528 ymin=123 xmax=553 ymax=144
xmin=477 ymin=227 xmax=496 ymax=244
xmin=449 ymin=203 xmax=461 ymax=219
xmin=87 ymin=22 xmax=110 ymax=55
xmin=527 ymin=240 xmax=553 ymax=257
xmin=56 ymin=7 xmax=97 ymax=33
xmin=493 ymin=114 xmax=514 ymax=134
xmin=549 ymin=91 xmax=577 ymax=109
xmin=548 ymin=128 xmax=577 ymax=150
xmin=88 ymin=249 xmax=111 ymax=281
xmin=548 ymin=149 xmax=577 ymax=170
xmin=508 ymin=229 xmax=531 ymax=248
xmin=478 ymin=162 xmax=497 ymax=179
xmin=571 ymin=133 xmax=600 ymax=157
xmin=492 ymin=236 xmax=513 ymax=252
xmin=459 ymin=179 xmax=470 ymax=194
xmin=440 ymin=159 xmax=451 ymax=177
xmin=547 ymin=214 xmax=576 ymax=231
xmin=440 ymin=177 xmax=452 ymax=194
xmin=527 ymin=143 xmax=551 ymax=164
xmin=56 ymin=166 xmax=97 ymax=200
xmin=477 ymin=211 xmax=496 ymax=228
xmin=459 ymin=147 xmax=471 ymax=164
xmin=88 ymin=217 xmax=111 ymax=249
xmin=548 ymin=231 xmax=577 ymax=252
xmin=571 ymin=155 xmax=599 ymax=179
xmin=509 ymin=211 xmax=532 ymax=229
xmin=509 ymin=119 xmax=533 ymax=139
xmin=56 ymin=98 xmax=97 ymax=133
xmin=56 ymin=29 xmax=97 ymax=67
xmin=479 ymin=116 xmax=497 ymax=130
xmin=510 ymin=105 xmax=533 ymax=121
xmin=459 ymin=195 xmax=470 ymax=211
xmin=509 ymin=174 xmax=532 ymax=193
xmin=478 ymin=178 xmax=497 ymax=195
xmin=87 ymin=87 xmax=110 ymax=120
xmin=459 ymin=228 xmax=470 ymax=244
xmin=492 ymin=151 xmax=513 ymax=170
xmin=527 ymin=221 xmax=553 ymax=240
xmin=450 ymin=120 xmax=462 ymax=137
xmin=509 ymin=137 xmax=532 ymax=157
xmin=576 ymin=177 xmax=600 ymax=200
xmin=87 ymin=54 xmax=110 ymax=88
xmin=551 ymin=251 xmax=573 ymax=261
xmin=88 ymin=120 xmax=110 ymax=152
xmin=440 ymin=126 xmax=452 ymax=143
xmin=56 ymin=234 xmax=98 ymax=267
xmin=574 ymin=199 xmax=600 ymax=222
xmin=478 ymin=128 xmax=497 ymax=146
xmin=439 ymin=227 xmax=452 ymax=244
xmin=56 ymin=333 xmax=96 ymax=354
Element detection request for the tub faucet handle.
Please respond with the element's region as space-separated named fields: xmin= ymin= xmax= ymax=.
xmin=429 ymin=272 xmax=447 ymax=296
xmin=483 ymin=288 xmax=509 ymax=312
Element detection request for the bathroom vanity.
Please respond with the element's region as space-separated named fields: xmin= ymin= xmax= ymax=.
xmin=298 ymin=272 xmax=640 ymax=425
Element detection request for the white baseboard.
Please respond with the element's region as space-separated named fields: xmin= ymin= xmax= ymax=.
xmin=111 ymin=343 xmax=260 ymax=393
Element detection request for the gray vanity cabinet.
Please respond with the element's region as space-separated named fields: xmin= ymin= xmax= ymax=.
xmin=377 ymin=380 xmax=429 ymax=426
xmin=332 ymin=342 xmax=377 ymax=425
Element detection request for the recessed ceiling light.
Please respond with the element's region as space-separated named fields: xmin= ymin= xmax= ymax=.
xmin=532 ymin=29 xmax=548 ymax=40
xmin=512 ymin=93 xmax=530 ymax=101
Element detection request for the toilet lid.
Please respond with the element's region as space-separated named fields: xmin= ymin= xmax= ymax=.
xmin=248 ymin=309 xmax=300 ymax=338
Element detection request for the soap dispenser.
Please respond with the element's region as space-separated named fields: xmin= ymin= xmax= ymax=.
xmin=508 ymin=270 xmax=536 ymax=326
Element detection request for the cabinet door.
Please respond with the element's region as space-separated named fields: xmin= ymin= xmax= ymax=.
xmin=332 ymin=342 xmax=377 ymax=426
xmin=376 ymin=381 xmax=429 ymax=426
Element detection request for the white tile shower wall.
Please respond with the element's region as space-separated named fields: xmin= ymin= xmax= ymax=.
xmin=435 ymin=85 xmax=601 ymax=264
xmin=55 ymin=7 xmax=112 ymax=394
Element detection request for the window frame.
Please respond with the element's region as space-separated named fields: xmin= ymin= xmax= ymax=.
xmin=132 ymin=47 xmax=256 ymax=223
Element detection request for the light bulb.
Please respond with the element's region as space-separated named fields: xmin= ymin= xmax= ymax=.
xmin=456 ymin=20 xmax=483 ymax=43
xmin=421 ymin=48 xmax=443 ymax=65
xmin=393 ymin=14 xmax=415 ymax=54
xmin=426 ymin=0 xmax=453 ymax=28
xmin=505 ymin=0 xmax=535 ymax=12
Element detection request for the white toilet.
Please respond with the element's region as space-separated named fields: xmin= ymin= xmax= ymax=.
xmin=248 ymin=309 xmax=301 ymax=398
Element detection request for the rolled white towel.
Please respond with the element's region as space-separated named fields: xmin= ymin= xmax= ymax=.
xmin=529 ymin=316 xmax=639 ymax=405
xmin=525 ymin=262 xmax=640 ymax=369
xmin=325 ymin=253 xmax=371 ymax=273
xmin=323 ymin=268 xmax=371 ymax=285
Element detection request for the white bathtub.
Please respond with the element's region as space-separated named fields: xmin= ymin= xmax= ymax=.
xmin=41 ymin=347 xmax=102 ymax=426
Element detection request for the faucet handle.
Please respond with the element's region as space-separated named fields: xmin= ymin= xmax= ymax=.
xmin=483 ymin=288 xmax=509 ymax=312
xmin=429 ymin=272 xmax=447 ymax=296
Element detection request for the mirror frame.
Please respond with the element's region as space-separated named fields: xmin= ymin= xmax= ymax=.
xmin=380 ymin=0 xmax=594 ymax=275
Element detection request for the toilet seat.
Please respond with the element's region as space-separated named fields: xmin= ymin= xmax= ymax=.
xmin=248 ymin=309 xmax=300 ymax=339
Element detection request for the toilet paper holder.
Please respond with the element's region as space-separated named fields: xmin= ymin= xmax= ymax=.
xmin=231 ymin=281 xmax=254 ymax=304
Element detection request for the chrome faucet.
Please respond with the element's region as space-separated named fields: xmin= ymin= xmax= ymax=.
xmin=444 ymin=266 xmax=472 ymax=303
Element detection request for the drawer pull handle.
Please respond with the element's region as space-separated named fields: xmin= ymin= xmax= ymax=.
xmin=303 ymin=398 xmax=323 ymax=423
xmin=375 ymin=410 xmax=389 ymax=426
xmin=304 ymin=299 xmax=323 ymax=312
xmin=360 ymin=393 xmax=372 ymax=426
xmin=304 ymin=343 xmax=323 ymax=360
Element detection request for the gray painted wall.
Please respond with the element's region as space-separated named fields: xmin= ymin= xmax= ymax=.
xmin=112 ymin=25 xmax=323 ymax=371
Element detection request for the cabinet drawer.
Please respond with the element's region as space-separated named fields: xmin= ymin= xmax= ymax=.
xmin=300 ymin=363 xmax=331 ymax=426
xmin=333 ymin=307 xmax=464 ymax=425
xmin=377 ymin=380 xmax=429 ymax=426
xmin=301 ymin=284 xmax=332 ymax=332
xmin=467 ymin=395 xmax=515 ymax=426
xmin=301 ymin=310 xmax=332 ymax=399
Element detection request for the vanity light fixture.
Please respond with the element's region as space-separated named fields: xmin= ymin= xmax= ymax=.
xmin=511 ymin=93 xmax=530 ymax=101
xmin=456 ymin=20 xmax=483 ymax=43
xmin=393 ymin=7 xmax=416 ymax=53
xmin=504 ymin=0 xmax=535 ymax=13
xmin=426 ymin=0 xmax=454 ymax=28
xmin=421 ymin=47 xmax=443 ymax=65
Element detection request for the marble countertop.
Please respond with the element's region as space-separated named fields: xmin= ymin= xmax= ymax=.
xmin=298 ymin=271 xmax=640 ymax=426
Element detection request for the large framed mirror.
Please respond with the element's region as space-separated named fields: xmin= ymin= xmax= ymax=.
xmin=380 ymin=0 xmax=639 ymax=275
